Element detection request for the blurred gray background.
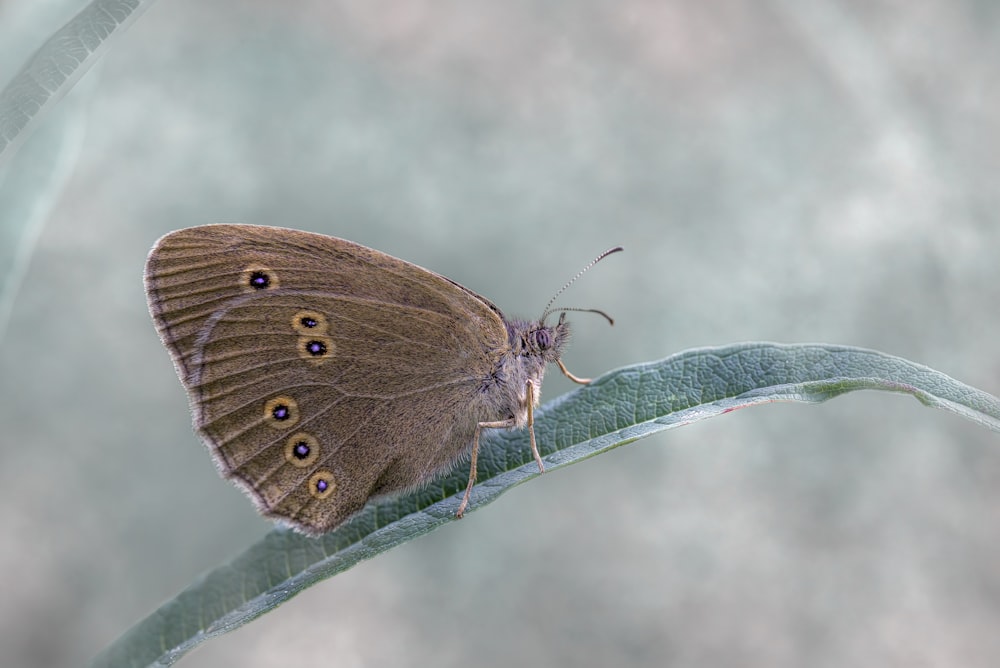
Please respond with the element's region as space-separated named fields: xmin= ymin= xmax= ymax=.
xmin=2 ymin=0 xmax=1000 ymax=666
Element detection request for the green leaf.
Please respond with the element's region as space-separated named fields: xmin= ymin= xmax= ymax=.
xmin=89 ymin=343 xmax=1000 ymax=667
xmin=0 ymin=0 xmax=154 ymax=166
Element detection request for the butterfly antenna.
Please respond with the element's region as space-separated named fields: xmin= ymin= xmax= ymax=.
xmin=553 ymin=306 xmax=615 ymax=325
xmin=540 ymin=246 xmax=623 ymax=323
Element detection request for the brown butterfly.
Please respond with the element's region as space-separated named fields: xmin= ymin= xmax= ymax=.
xmin=144 ymin=224 xmax=619 ymax=534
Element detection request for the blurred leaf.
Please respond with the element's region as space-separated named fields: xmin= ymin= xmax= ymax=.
xmin=0 ymin=78 xmax=91 ymax=343
xmin=89 ymin=343 xmax=1000 ymax=667
xmin=0 ymin=0 xmax=154 ymax=166
xmin=0 ymin=0 xmax=152 ymax=342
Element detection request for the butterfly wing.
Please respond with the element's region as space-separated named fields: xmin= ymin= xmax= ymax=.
xmin=144 ymin=224 xmax=510 ymax=533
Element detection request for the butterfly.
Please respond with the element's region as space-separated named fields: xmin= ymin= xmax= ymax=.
xmin=145 ymin=224 xmax=619 ymax=534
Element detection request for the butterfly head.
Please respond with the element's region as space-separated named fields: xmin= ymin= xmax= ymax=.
xmin=532 ymin=246 xmax=623 ymax=384
xmin=522 ymin=313 xmax=571 ymax=364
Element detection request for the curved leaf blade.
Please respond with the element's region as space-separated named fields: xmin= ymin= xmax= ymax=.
xmin=0 ymin=75 xmax=91 ymax=344
xmin=0 ymin=0 xmax=154 ymax=165
xmin=89 ymin=343 xmax=1000 ymax=667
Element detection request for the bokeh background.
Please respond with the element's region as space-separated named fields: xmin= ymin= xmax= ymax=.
xmin=2 ymin=1 xmax=1000 ymax=666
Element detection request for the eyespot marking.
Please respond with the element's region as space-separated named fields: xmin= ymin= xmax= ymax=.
xmin=241 ymin=265 xmax=279 ymax=292
xmin=284 ymin=432 xmax=320 ymax=467
xmin=297 ymin=335 xmax=334 ymax=366
xmin=309 ymin=470 xmax=337 ymax=500
xmin=263 ymin=395 xmax=299 ymax=428
xmin=292 ymin=310 xmax=329 ymax=335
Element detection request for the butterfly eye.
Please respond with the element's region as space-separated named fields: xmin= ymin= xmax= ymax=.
xmin=533 ymin=328 xmax=552 ymax=350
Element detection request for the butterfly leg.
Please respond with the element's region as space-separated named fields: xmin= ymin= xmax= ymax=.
xmin=525 ymin=380 xmax=545 ymax=474
xmin=455 ymin=381 xmax=552 ymax=519
xmin=456 ymin=416 xmax=517 ymax=519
